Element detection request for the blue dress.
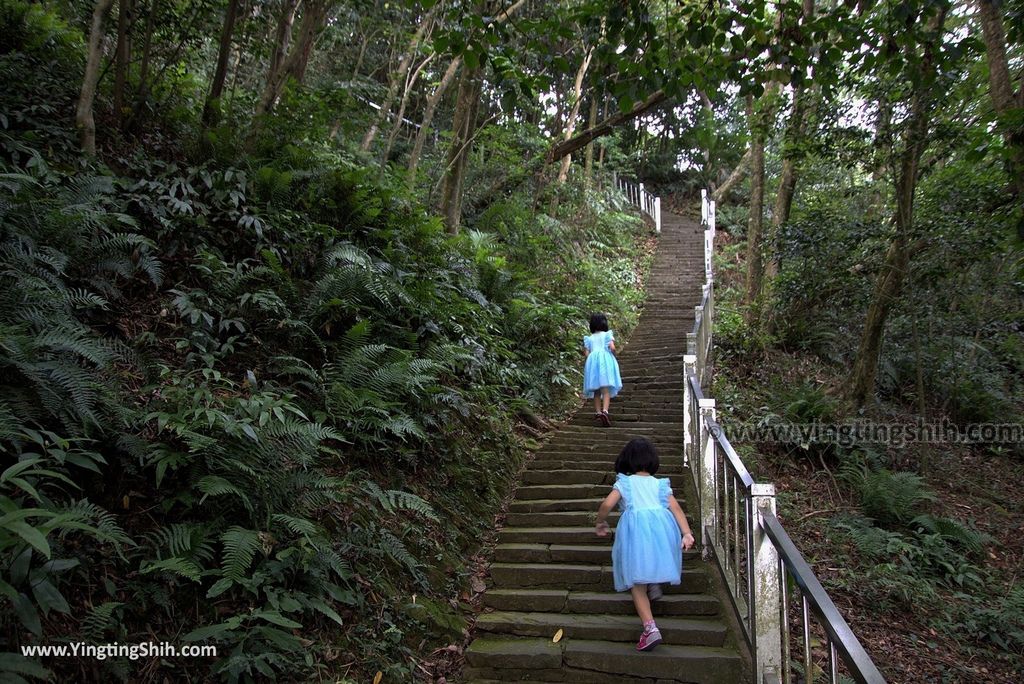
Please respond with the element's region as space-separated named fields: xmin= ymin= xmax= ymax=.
xmin=612 ymin=474 xmax=683 ymax=591
xmin=583 ymin=331 xmax=622 ymax=399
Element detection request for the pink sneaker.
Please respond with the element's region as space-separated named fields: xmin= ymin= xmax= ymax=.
xmin=636 ymin=625 xmax=662 ymax=652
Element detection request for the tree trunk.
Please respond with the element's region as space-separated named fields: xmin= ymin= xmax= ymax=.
xmin=113 ymin=0 xmax=134 ymax=129
xmin=269 ymin=0 xmax=299 ymax=80
xmin=712 ymin=149 xmax=751 ymax=202
xmin=361 ymin=5 xmax=438 ymax=152
xmin=557 ymin=46 xmax=594 ymax=183
xmin=743 ymin=95 xmax=767 ymax=321
xmin=583 ymin=95 xmax=599 ymax=186
xmin=847 ymin=8 xmax=948 ymax=407
xmin=77 ymin=0 xmax=117 ymax=156
xmin=405 ymin=0 xmax=526 ymax=189
xmin=766 ymin=0 xmax=816 ymax=282
xmin=256 ymin=0 xmax=300 ymax=119
xmin=203 ymin=0 xmax=242 ymax=127
xmin=381 ymin=53 xmax=434 ymax=162
xmin=135 ymin=0 xmax=156 ymax=101
xmin=547 ymin=89 xmax=667 ymax=163
xmin=975 ymin=0 xmax=1024 ymax=236
xmin=406 ymin=57 xmax=462 ymax=188
xmin=439 ymin=66 xmax=482 ymax=233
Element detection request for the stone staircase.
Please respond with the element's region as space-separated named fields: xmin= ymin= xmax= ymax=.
xmin=462 ymin=213 xmax=746 ymax=683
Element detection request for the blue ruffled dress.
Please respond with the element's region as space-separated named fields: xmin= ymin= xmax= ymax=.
xmin=612 ymin=474 xmax=683 ymax=592
xmin=583 ymin=330 xmax=622 ymax=399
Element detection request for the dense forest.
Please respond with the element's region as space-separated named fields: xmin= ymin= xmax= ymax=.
xmin=0 ymin=0 xmax=1022 ymax=681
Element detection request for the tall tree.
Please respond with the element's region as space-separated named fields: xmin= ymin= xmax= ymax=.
xmin=439 ymin=65 xmax=483 ymax=233
xmin=847 ymin=4 xmax=950 ymax=407
xmin=203 ymin=0 xmax=244 ymax=127
xmin=557 ymin=45 xmax=595 ymax=183
xmin=406 ymin=0 xmax=527 ymax=189
xmin=77 ymin=0 xmax=117 ymax=155
xmin=975 ymin=0 xmax=1024 ymax=238
xmin=113 ymin=0 xmax=134 ymax=129
xmin=766 ymin=0 xmax=817 ymax=281
xmin=743 ymin=93 xmax=769 ymax=320
xmin=360 ymin=4 xmax=438 ymax=152
xmin=255 ymin=0 xmax=325 ymax=120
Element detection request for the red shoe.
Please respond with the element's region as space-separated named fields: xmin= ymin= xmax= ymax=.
xmin=636 ymin=625 xmax=662 ymax=651
xmin=600 ymin=411 xmax=611 ymax=427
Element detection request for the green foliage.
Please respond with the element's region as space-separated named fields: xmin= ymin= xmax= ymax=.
xmin=840 ymin=462 xmax=936 ymax=526
xmin=0 ymin=24 xmax=652 ymax=680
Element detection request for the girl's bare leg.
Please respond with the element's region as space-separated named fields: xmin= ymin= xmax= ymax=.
xmin=602 ymin=387 xmax=611 ymax=413
xmin=629 ymin=584 xmax=654 ymax=623
xmin=593 ymin=395 xmax=601 ymax=413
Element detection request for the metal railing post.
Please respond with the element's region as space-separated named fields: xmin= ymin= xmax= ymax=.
xmin=683 ymin=355 xmax=698 ymax=467
xmin=655 ymin=197 xmax=661 ymax=234
xmin=701 ymin=189 xmax=708 ymax=224
xmin=752 ymin=483 xmax=782 ymax=684
xmin=698 ymin=398 xmax=717 ymax=558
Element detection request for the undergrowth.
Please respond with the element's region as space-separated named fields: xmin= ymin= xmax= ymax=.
xmin=0 ymin=6 xmax=653 ymax=682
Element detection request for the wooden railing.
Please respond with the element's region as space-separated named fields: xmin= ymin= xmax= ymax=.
xmin=682 ymin=191 xmax=886 ymax=684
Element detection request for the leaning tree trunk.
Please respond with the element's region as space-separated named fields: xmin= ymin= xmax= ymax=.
xmin=546 ymin=89 xmax=667 ymax=163
xmin=256 ymin=0 xmax=301 ymax=119
xmin=847 ymin=8 xmax=947 ymax=407
xmin=557 ymin=46 xmax=594 ymax=183
xmin=380 ymin=53 xmax=434 ymax=162
xmin=360 ymin=5 xmax=438 ymax=152
xmin=77 ymin=0 xmax=117 ymax=156
xmin=203 ymin=0 xmax=242 ymax=126
xmin=406 ymin=57 xmax=461 ymax=189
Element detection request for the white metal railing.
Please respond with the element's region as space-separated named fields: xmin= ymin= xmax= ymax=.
xmin=612 ymin=172 xmax=662 ymax=233
xmin=682 ymin=191 xmax=886 ymax=684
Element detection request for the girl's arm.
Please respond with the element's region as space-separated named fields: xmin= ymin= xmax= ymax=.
xmin=595 ymin=488 xmax=621 ymax=536
xmin=668 ymin=495 xmax=696 ymax=549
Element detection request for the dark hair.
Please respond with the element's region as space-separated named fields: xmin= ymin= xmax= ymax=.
xmin=589 ymin=313 xmax=609 ymax=333
xmin=615 ymin=437 xmax=660 ymax=475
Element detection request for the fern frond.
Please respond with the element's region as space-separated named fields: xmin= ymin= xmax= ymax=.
xmin=221 ymin=526 xmax=260 ymax=582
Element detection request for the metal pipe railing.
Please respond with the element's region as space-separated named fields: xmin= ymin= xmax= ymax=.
xmin=681 ymin=189 xmax=885 ymax=684
xmin=761 ymin=511 xmax=887 ymax=684
xmin=612 ymin=173 xmax=662 ymax=234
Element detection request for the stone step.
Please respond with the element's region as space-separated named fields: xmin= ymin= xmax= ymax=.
xmin=483 ymin=589 xmax=721 ymax=617
xmin=464 ymin=638 xmax=743 ymax=684
xmin=475 ymin=611 xmax=728 ymax=647
xmin=509 ymin=497 xmax=603 ymax=513
xmin=527 ymin=458 xmax=686 ymax=472
xmin=555 ymin=423 xmax=684 ymax=434
xmin=488 ymin=562 xmax=708 ymax=592
xmin=520 ymin=470 xmax=616 ymax=486
xmin=513 ymin=484 xmax=612 ymax=500
xmin=494 ymin=543 xmax=700 ymax=564
xmin=506 ymin=508 xmax=694 ymax=527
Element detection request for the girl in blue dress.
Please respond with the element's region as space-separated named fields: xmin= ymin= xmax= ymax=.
xmin=595 ymin=437 xmax=696 ymax=652
xmin=583 ymin=313 xmax=622 ymax=426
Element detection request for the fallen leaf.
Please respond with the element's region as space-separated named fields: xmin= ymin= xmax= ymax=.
xmin=552 ymin=628 xmax=563 ymax=643
xmin=373 ymin=672 xmax=383 ymax=684
xmin=470 ymin=576 xmax=486 ymax=593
